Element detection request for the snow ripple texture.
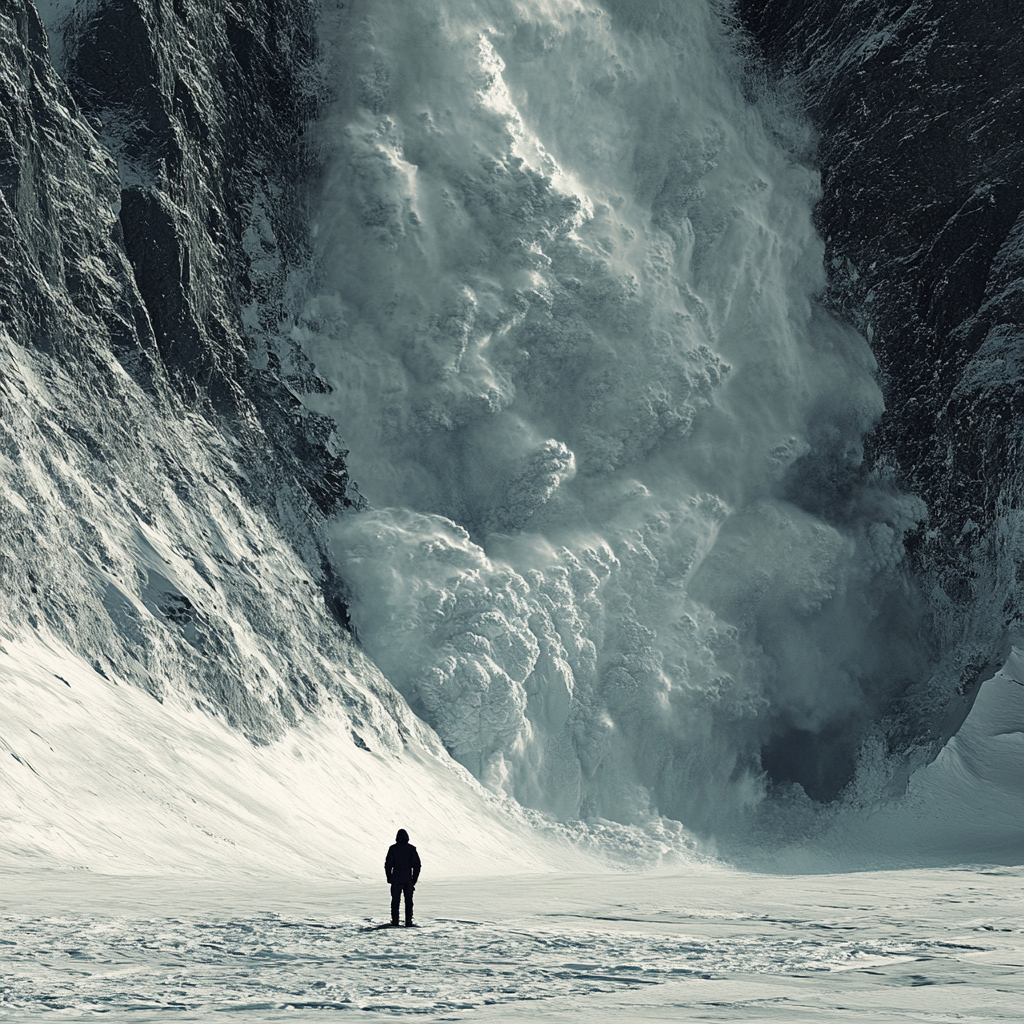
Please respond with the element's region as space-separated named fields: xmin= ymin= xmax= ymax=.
xmin=0 ymin=914 xmax=933 ymax=1015
xmin=3 ymin=869 xmax=1021 ymax=1020
xmin=301 ymin=0 xmax=930 ymax=831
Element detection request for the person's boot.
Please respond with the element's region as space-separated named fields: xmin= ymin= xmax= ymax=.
xmin=391 ymin=917 xmax=399 ymax=927
xmin=405 ymin=917 xmax=414 ymax=927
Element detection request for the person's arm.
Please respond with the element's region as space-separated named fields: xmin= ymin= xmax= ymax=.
xmin=412 ymin=848 xmax=421 ymax=885
xmin=385 ymin=847 xmax=394 ymax=883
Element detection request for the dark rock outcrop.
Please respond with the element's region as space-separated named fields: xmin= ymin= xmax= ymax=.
xmin=0 ymin=1 xmax=369 ymax=740
xmin=57 ymin=0 xmax=357 ymax=520
xmin=737 ymin=0 xmax=1023 ymax=671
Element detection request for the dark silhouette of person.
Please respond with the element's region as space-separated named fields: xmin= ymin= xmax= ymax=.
xmin=385 ymin=828 xmax=421 ymax=926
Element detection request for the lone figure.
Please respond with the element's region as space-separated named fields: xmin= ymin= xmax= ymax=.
xmin=385 ymin=828 xmax=421 ymax=927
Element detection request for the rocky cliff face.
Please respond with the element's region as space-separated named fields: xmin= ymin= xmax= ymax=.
xmin=0 ymin=1 xmax=405 ymax=746
xmin=737 ymin=0 xmax=1023 ymax=689
xmin=48 ymin=0 xmax=355 ymax=518
xmin=3 ymin=0 xmax=1019 ymax=815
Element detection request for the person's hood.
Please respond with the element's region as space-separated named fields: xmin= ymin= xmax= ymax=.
xmin=395 ymin=829 xmax=409 ymax=844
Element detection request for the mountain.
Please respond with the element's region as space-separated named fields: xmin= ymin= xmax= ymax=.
xmin=1 ymin=0 xmax=561 ymax=877
xmin=738 ymin=0 xmax=1023 ymax=707
xmin=1 ymin=0 xmax=1020 ymax=873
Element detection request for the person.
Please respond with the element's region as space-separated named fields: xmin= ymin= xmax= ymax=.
xmin=385 ymin=828 xmax=421 ymax=926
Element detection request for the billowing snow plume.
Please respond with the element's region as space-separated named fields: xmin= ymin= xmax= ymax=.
xmin=299 ymin=0 xmax=936 ymax=841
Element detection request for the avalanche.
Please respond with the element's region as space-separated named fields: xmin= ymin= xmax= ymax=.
xmin=2 ymin=0 xmax=1023 ymax=1017
xmin=1 ymin=1 xmax=1022 ymax=1018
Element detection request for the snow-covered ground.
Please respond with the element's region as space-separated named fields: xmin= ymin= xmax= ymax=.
xmin=2 ymin=866 xmax=1021 ymax=1021
xmin=3 ymin=631 xmax=1021 ymax=1020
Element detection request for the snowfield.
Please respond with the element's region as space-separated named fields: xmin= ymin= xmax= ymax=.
xmin=2 ymin=637 xmax=1022 ymax=1021
xmin=2 ymin=867 xmax=1021 ymax=1021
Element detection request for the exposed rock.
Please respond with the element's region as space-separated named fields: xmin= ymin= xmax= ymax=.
xmin=737 ymin=0 xmax=1023 ymax=685
xmin=0 ymin=1 xmax=378 ymax=742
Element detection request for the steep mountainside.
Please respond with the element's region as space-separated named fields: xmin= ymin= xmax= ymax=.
xmin=1 ymin=0 xmax=1020 ymax=869
xmin=0 ymin=1 xmax=387 ymax=742
xmin=2 ymin=1 xmax=595 ymax=876
xmin=737 ymin=0 xmax=1023 ymax=673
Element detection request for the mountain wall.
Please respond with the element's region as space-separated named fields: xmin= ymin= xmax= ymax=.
xmin=0 ymin=0 xmax=386 ymax=744
xmin=1 ymin=0 xmax=609 ymax=877
xmin=736 ymin=0 xmax=1023 ymax=686
xmin=1 ymin=0 xmax=1020 ymax=867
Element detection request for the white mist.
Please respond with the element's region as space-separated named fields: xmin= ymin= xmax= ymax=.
xmin=301 ymin=0 xmax=931 ymax=840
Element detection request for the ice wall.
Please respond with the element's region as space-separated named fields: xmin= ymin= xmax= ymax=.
xmin=301 ymin=0 xmax=933 ymax=838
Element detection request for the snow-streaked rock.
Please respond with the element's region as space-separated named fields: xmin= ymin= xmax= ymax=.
xmin=737 ymin=0 xmax=1024 ymax=724
xmin=1 ymin=0 xmax=370 ymax=744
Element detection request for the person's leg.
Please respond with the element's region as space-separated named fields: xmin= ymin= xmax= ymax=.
xmin=390 ymin=883 xmax=401 ymax=925
xmin=403 ymin=882 xmax=414 ymax=925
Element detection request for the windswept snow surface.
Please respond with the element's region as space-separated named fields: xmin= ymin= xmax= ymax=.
xmin=2 ymin=867 xmax=1021 ymax=1021
xmin=0 ymin=635 xmax=615 ymax=880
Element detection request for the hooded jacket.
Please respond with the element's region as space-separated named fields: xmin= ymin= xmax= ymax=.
xmin=385 ymin=829 xmax=421 ymax=885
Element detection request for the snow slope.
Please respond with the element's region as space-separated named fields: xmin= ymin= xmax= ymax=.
xmin=0 ymin=634 xmax=595 ymax=879
xmin=2 ymin=632 xmax=1019 ymax=883
xmin=820 ymin=644 xmax=1024 ymax=869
